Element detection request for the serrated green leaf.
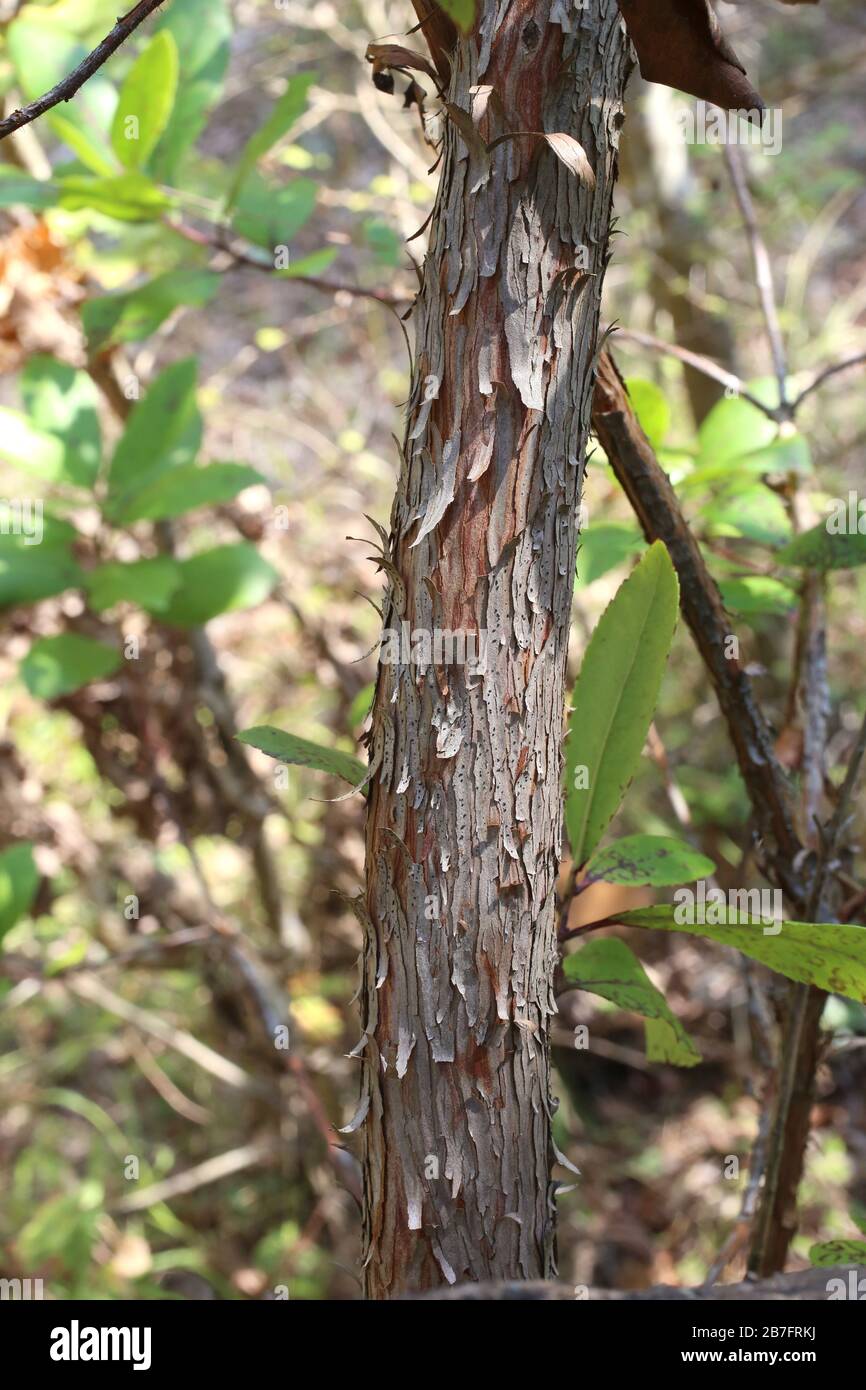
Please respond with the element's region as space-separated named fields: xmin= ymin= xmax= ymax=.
xmin=584 ymin=835 xmax=715 ymax=887
xmin=777 ymin=522 xmax=866 ymax=573
xmin=108 ymin=359 xmax=201 ymax=499
xmin=563 ymin=937 xmax=700 ymax=1067
xmin=21 ymin=356 xmax=101 ymax=489
xmin=111 ymin=32 xmax=179 ymax=170
xmin=237 ymin=726 xmax=366 ymax=787
xmin=83 ymin=271 xmax=220 ymax=354
xmin=0 ymin=843 xmax=39 ymax=943
xmin=228 ymin=72 xmax=316 ymax=206
xmin=619 ymin=905 xmax=866 ymax=1005
xmin=21 ymin=634 xmax=120 ymax=699
xmin=564 ymin=542 xmax=679 ymax=869
xmin=85 ymin=557 xmax=181 ymax=613
xmin=158 ymin=543 xmax=278 ymax=627
xmin=108 ymin=462 xmax=265 ymax=526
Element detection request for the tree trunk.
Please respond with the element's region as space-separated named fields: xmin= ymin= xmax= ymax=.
xmin=359 ymin=0 xmax=632 ymax=1299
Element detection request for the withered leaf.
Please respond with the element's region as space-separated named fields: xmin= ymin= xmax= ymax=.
xmin=365 ymin=42 xmax=440 ymax=88
xmin=616 ymin=0 xmax=764 ymax=113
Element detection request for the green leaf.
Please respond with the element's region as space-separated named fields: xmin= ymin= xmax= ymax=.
xmin=777 ymin=522 xmax=866 ymax=573
xmin=108 ymin=462 xmax=264 ymax=525
xmin=21 ymin=357 xmax=101 ymax=489
xmin=85 ymin=557 xmax=181 ymax=613
xmin=0 ymin=408 xmax=65 ymax=481
xmin=0 ymin=166 xmax=58 ymax=209
xmin=0 ymin=550 xmax=84 ymax=609
xmin=718 ymin=576 xmax=798 ymax=617
xmin=108 ymin=359 xmax=201 ymax=499
xmin=562 ymin=937 xmax=701 ymax=1067
xmin=697 ymin=394 xmax=778 ymax=469
xmin=584 ymin=835 xmax=715 ymax=887
xmin=150 ymin=0 xmax=232 ymax=182
xmin=237 ymin=726 xmax=366 ymax=787
xmin=576 ymin=522 xmax=645 ymax=587
xmin=8 ymin=18 xmax=116 ymax=138
xmin=21 ymin=634 xmax=121 ymax=699
xmin=809 ymin=1241 xmax=866 ymax=1269
xmin=48 ymin=112 xmax=116 ymax=177
xmin=84 ymin=270 xmax=220 ymax=355
xmin=158 ymin=543 xmax=279 ymax=627
xmin=229 ymin=72 xmax=316 ymax=205
xmin=564 ymin=542 xmax=680 ymax=868
xmin=625 ymin=378 xmax=670 ymax=449
xmin=232 ymin=175 xmax=316 ymax=252
xmin=111 ymin=31 xmax=179 ymax=170
xmin=57 ymin=173 xmax=171 ymax=222
xmin=0 ymin=843 xmax=39 ymax=943
xmin=277 ymin=247 xmax=338 ymax=279
xmin=619 ymin=905 xmax=866 ymax=1005
xmin=438 ymin=0 xmax=476 ymax=32
xmin=700 ymin=484 xmax=792 ymax=547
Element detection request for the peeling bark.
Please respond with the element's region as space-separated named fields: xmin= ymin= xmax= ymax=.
xmin=358 ymin=1 xmax=632 ymax=1299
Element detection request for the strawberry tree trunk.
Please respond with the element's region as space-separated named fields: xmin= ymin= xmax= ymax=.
xmin=359 ymin=0 xmax=632 ymax=1298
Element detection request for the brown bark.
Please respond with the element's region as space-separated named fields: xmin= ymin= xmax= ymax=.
xmin=357 ymin=1 xmax=632 ymax=1298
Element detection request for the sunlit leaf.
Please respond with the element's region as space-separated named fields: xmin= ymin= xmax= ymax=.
xmin=85 ymin=558 xmax=181 ymax=614
xmin=565 ymin=542 xmax=679 ymax=869
xmin=158 ymin=544 xmax=279 ymax=627
xmin=111 ymin=32 xmax=179 ymax=170
xmin=21 ymin=634 xmax=121 ymax=699
xmin=620 ymin=905 xmax=866 ymax=1005
xmin=584 ymin=835 xmax=715 ymax=887
xmin=84 ymin=271 xmax=220 ymax=354
xmin=237 ymin=726 xmax=367 ymax=787
xmin=0 ymin=843 xmax=39 ymax=943
xmin=562 ymin=937 xmax=701 ymax=1067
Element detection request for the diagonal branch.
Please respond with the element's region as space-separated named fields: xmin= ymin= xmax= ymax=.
xmin=0 ymin=0 xmax=167 ymax=143
xmin=591 ymin=349 xmax=806 ymax=904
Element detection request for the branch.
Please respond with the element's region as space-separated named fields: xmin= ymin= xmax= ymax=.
xmin=610 ymin=326 xmax=780 ymax=423
xmin=0 ymin=0 xmax=167 ymax=143
xmin=723 ymin=145 xmax=790 ymax=413
xmin=591 ymin=350 xmax=806 ymax=904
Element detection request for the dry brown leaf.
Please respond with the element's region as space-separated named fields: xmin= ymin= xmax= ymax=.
xmin=543 ymin=132 xmax=596 ymax=186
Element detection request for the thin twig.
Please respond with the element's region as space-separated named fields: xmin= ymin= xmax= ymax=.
xmin=723 ymin=145 xmax=790 ymax=413
xmin=790 ymin=351 xmax=866 ymax=413
xmin=0 ymin=0 xmax=167 ymax=142
xmin=610 ymin=325 xmax=777 ymax=422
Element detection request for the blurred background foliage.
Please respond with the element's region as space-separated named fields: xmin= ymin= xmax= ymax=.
xmin=0 ymin=0 xmax=864 ymax=1298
